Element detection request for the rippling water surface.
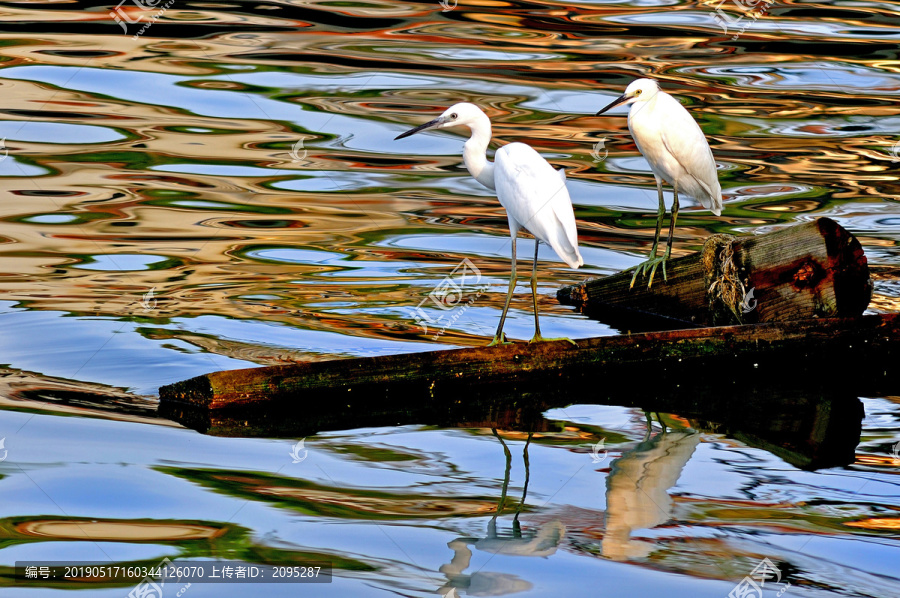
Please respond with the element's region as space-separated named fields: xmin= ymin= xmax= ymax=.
xmin=1 ymin=1 xmax=899 ymax=596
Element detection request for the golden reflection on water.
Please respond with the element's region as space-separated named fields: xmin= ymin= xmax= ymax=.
xmin=1 ymin=4 xmax=899 ymax=597
xmin=0 ymin=5 xmax=895 ymax=355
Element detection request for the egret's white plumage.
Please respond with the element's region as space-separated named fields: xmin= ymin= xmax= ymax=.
xmin=494 ymin=144 xmax=583 ymax=269
xmin=597 ymin=78 xmax=722 ymax=287
xmin=395 ymin=102 xmax=582 ymax=345
xmin=626 ymin=80 xmax=721 ymax=215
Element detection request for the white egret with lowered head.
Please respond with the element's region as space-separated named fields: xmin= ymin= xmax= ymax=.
xmin=395 ymin=103 xmax=583 ymax=346
xmin=596 ymin=78 xmax=722 ymax=288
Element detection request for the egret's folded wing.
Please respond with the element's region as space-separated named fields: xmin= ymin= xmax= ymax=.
xmin=495 ymin=143 xmax=583 ymax=268
xmin=657 ymin=94 xmax=722 ymax=214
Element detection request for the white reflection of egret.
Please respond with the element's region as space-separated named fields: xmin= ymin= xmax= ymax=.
xmin=438 ymin=430 xmax=566 ymax=596
xmin=602 ymin=423 xmax=700 ymax=561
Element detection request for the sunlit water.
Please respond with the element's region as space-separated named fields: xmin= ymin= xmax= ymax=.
xmin=0 ymin=0 xmax=899 ymax=596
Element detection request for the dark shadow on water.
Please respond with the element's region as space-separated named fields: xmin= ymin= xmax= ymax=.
xmin=160 ymin=378 xmax=866 ymax=472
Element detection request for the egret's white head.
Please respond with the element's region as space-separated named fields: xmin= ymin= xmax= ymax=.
xmin=394 ymin=102 xmax=489 ymax=140
xmin=596 ymin=78 xmax=660 ymax=115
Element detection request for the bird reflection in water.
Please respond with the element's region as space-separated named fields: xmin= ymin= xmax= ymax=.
xmin=603 ymin=416 xmax=700 ymax=561
xmin=438 ymin=429 xmax=566 ymax=596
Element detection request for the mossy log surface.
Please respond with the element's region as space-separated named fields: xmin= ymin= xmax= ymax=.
xmin=557 ymin=217 xmax=871 ymax=327
xmin=159 ymin=313 xmax=900 ymax=413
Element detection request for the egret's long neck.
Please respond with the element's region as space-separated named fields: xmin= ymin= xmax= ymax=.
xmin=637 ymin=91 xmax=661 ymax=114
xmin=462 ymin=115 xmax=495 ymax=191
xmin=627 ymin=92 xmax=660 ymax=129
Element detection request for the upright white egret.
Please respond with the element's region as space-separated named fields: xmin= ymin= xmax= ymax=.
xmin=395 ymin=103 xmax=583 ymax=346
xmin=596 ymin=78 xmax=722 ymax=288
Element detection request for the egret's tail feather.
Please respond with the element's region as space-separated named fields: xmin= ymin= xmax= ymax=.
xmin=693 ymin=175 xmax=723 ymax=216
xmin=701 ymin=191 xmax=723 ymax=216
xmin=709 ymin=190 xmax=723 ymax=216
xmin=566 ymin=248 xmax=584 ymax=269
xmin=553 ymin=241 xmax=583 ymax=269
xmin=546 ymin=217 xmax=583 ymax=269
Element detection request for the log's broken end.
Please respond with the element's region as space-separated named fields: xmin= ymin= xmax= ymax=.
xmin=557 ymin=279 xmax=590 ymax=309
xmin=818 ymin=216 xmax=872 ymax=317
xmin=557 ymin=218 xmax=871 ymax=327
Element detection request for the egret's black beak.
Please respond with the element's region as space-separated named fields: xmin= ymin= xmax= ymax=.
xmin=596 ymin=94 xmax=629 ymax=116
xmin=394 ymin=116 xmax=448 ymax=140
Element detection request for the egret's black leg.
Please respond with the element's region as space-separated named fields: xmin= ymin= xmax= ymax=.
xmin=663 ymin=183 xmax=680 ymax=261
xmin=629 ymin=177 xmax=669 ymax=289
xmin=530 ymin=239 xmax=541 ymax=340
xmin=489 ymin=236 xmax=517 ymax=346
xmin=528 ymin=239 xmax=576 ymax=346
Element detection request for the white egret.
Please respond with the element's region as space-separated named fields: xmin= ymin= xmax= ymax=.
xmin=596 ymin=78 xmax=722 ymax=288
xmin=395 ymin=103 xmax=583 ymax=346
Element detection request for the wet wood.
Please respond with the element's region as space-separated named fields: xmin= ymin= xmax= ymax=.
xmin=557 ymin=217 xmax=872 ymax=327
xmin=159 ymin=313 xmax=900 ymax=414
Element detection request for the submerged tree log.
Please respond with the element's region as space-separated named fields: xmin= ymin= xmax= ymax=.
xmin=159 ymin=313 xmax=900 ymax=413
xmin=557 ymin=217 xmax=872 ymax=327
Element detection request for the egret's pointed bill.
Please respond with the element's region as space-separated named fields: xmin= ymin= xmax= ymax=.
xmin=596 ymin=94 xmax=628 ymax=116
xmin=394 ymin=115 xmax=449 ymax=140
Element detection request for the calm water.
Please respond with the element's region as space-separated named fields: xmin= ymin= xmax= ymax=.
xmin=1 ymin=0 xmax=899 ymax=596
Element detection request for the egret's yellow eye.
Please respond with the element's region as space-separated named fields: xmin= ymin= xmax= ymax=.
xmin=450 ymin=113 xmax=458 ymax=119
xmin=634 ymin=89 xmax=642 ymax=96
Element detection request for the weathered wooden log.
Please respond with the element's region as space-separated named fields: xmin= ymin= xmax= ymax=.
xmin=159 ymin=313 xmax=900 ymax=415
xmin=557 ymin=217 xmax=872 ymax=327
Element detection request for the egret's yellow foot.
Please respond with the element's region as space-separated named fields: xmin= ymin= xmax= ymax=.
xmin=487 ymin=332 xmax=513 ymax=347
xmin=628 ymin=255 xmax=669 ymax=289
xmin=529 ymin=334 xmax=577 ymax=347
